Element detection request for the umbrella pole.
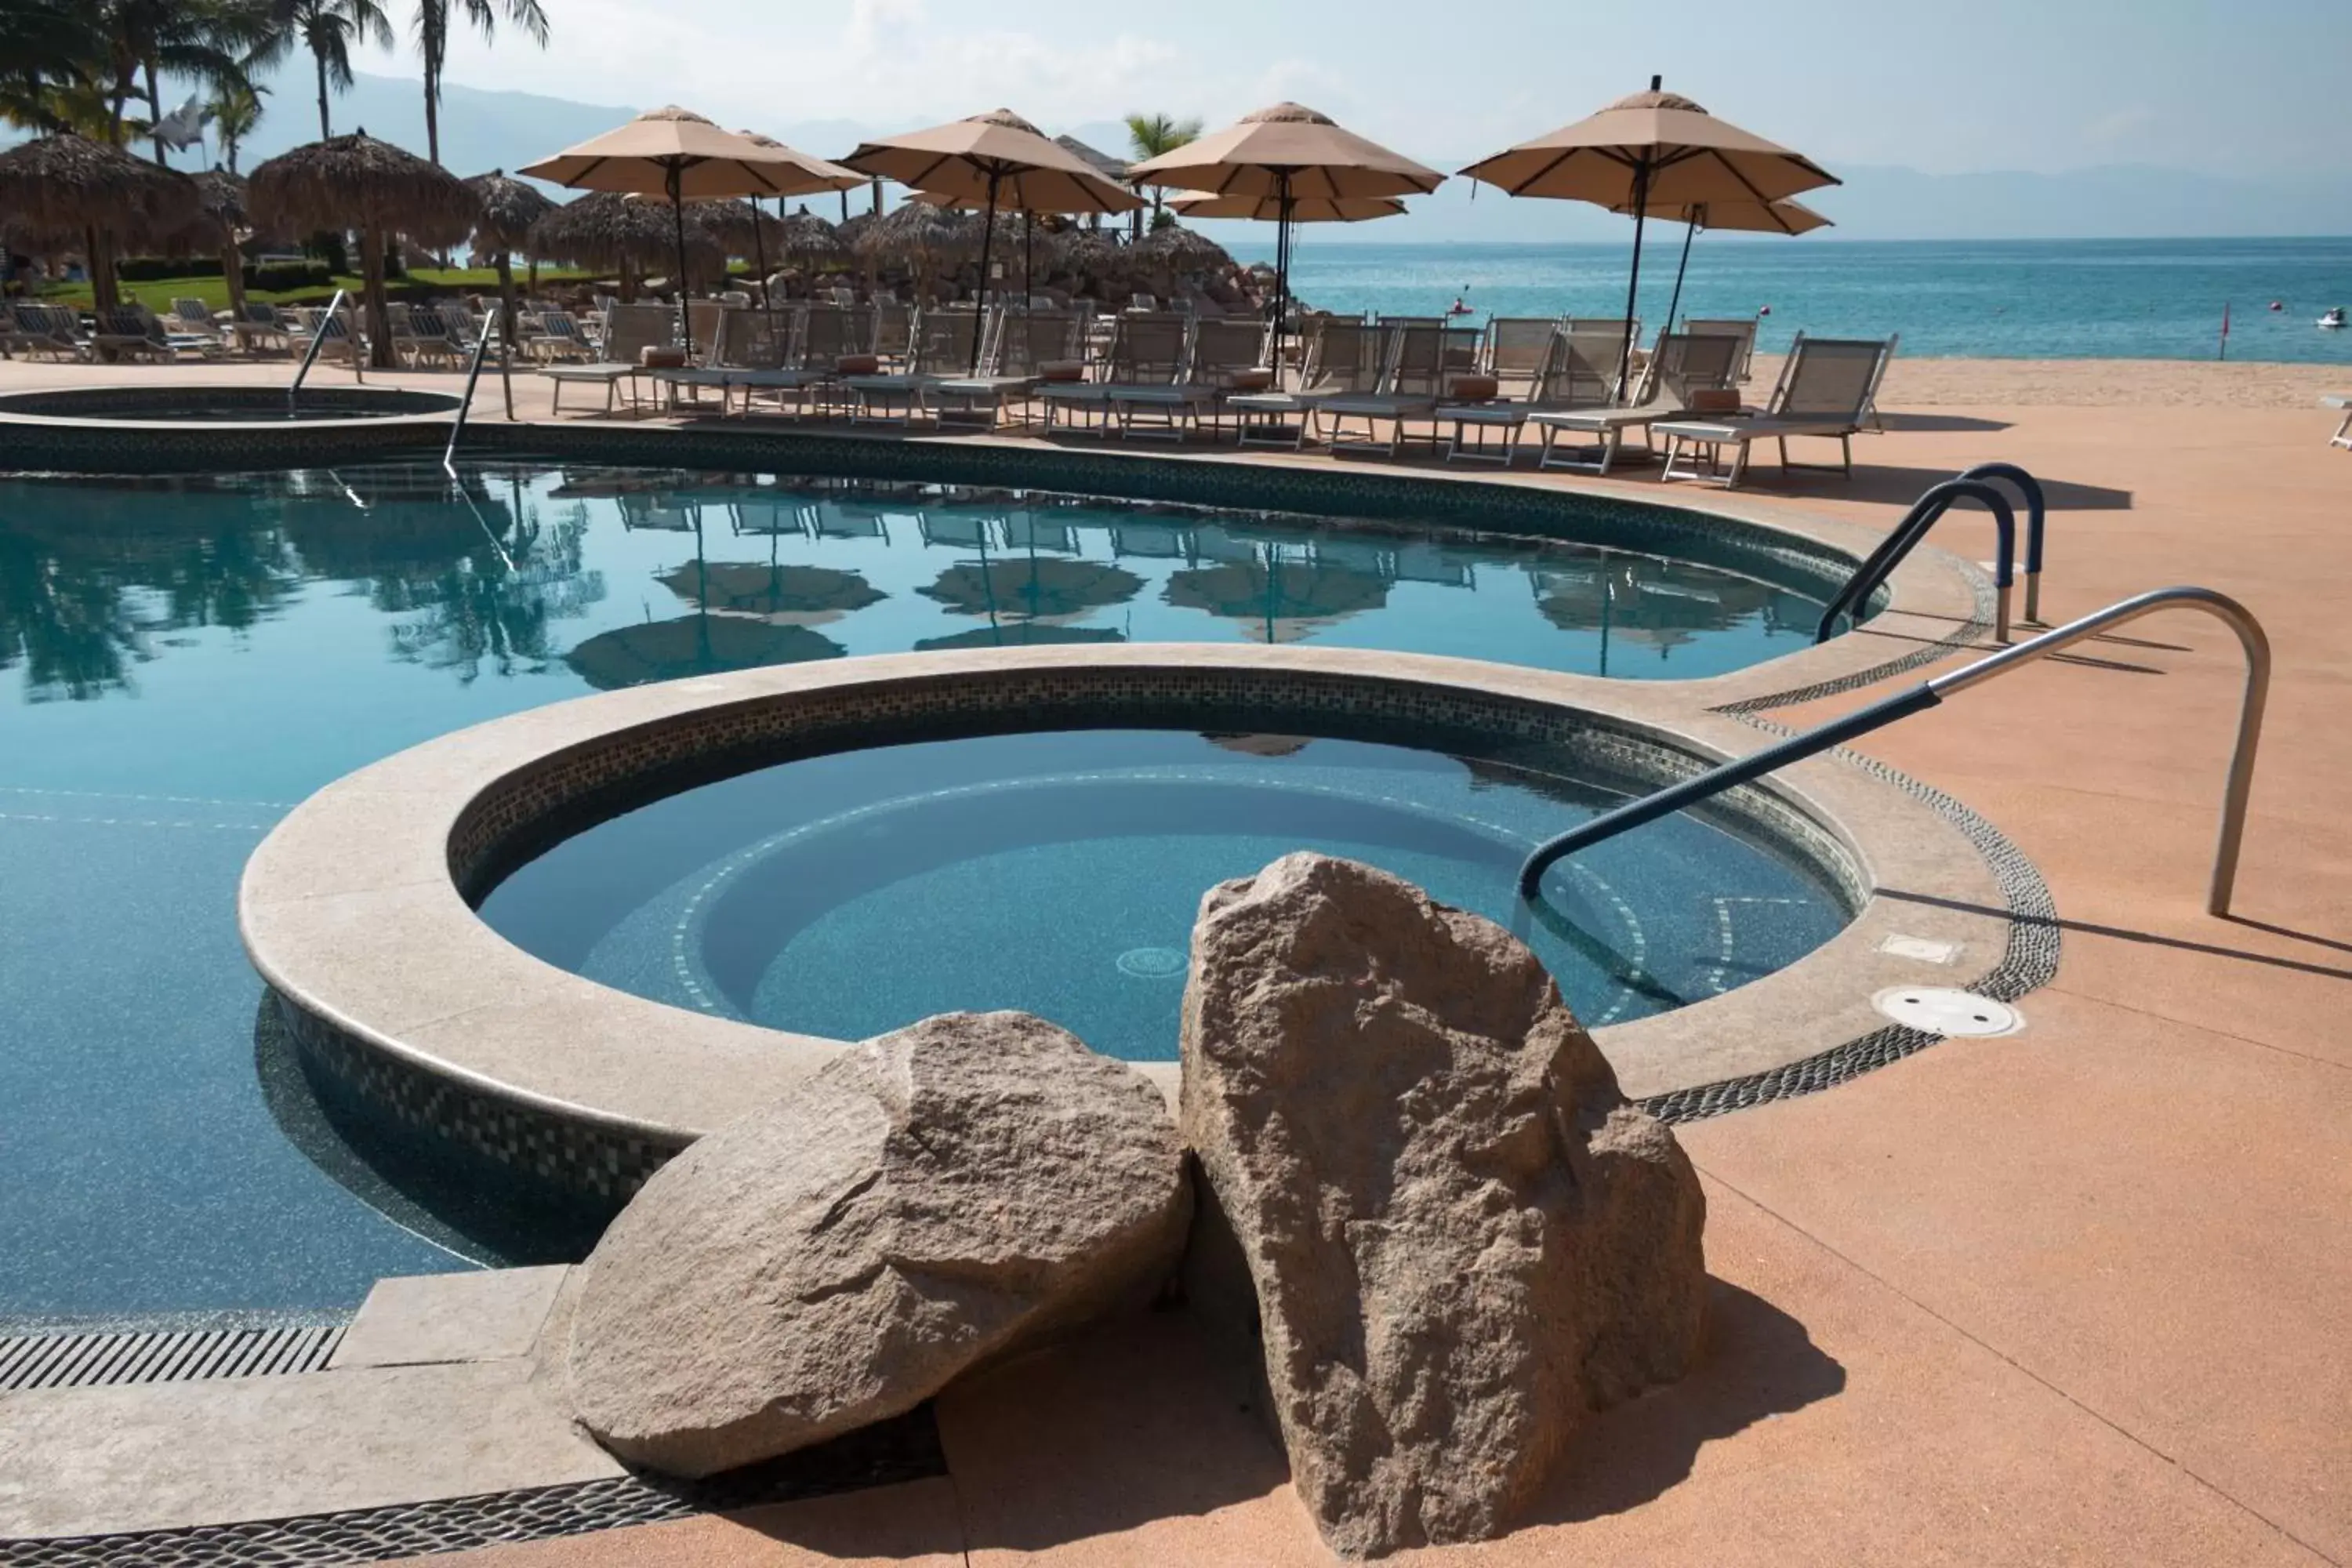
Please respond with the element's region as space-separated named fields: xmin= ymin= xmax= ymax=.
xmin=668 ymin=165 xmax=691 ymax=351
xmin=1617 ymin=161 xmax=1648 ymax=401
xmin=971 ymin=169 xmax=1001 ymax=375
xmin=1662 ymin=213 xmax=1697 ymax=341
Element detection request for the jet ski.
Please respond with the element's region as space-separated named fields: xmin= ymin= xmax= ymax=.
xmin=2321 ymin=307 xmax=2346 ymax=330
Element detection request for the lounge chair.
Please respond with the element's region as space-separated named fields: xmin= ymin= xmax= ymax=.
xmin=1438 ymin=325 xmax=1592 ymax=466
xmin=1525 ymin=329 xmax=1742 ymax=474
xmin=931 ymin=308 xmax=1087 ymax=430
xmin=1653 ymin=333 xmax=1900 ymax=488
xmin=543 ymin=303 xmax=676 ymax=416
xmin=227 ymin=303 xmax=292 ymax=356
xmin=650 ymin=305 xmax=750 ymax=412
xmin=2325 ymin=394 xmax=2352 ymax=451
xmin=1316 ymin=322 xmax=1456 ymax=457
xmin=7 ymin=303 xmax=91 ymax=361
xmin=91 ymin=305 xmax=180 ymax=363
xmin=729 ymin=305 xmax=859 ymax=417
xmin=288 ymin=305 xmax=359 ymax=365
xmin=1040 ymin=313 xmax=1189 ymax=437
xmin=1229 ymin=317 xmax=1385 ymax=449
xmin=1110 ymin=317 xmax=1270 ymax=441
xmin=169 ymin=298 xmax=225 ymax=347
xmin=526 ymin=309 xmax=597 ymax=363
xmin=401 ymin=307 xmax=465 ymax=369
xmin=873 ymin=301 xmax=915 ymax=368
xmin=1680 ymin=317 xmax=1759 ymax=381
xmin=844 ymin=307 xmax=977 ymax=425
xmin=1481 ymin=316 xmax=1566 ymax=395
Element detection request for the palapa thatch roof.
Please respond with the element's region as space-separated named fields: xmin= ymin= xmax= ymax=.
xmin=687 ymin=198 xmax=782 ymax=258
xmin=528 ymin=189 xmax=722 ymax=271
xmin=1054 ymin=135 xmax=1130 ymax=182
xmin=249 ymin=132 xmax=479 ymax=246
xmin=854 ymin=199 xmax=982 ymax=260
xmin=772 ymin=209 xmax=846 ymax=260
xmin=0 ymin=132 xmax=202 ymax=245
xmin=465 ymin=169 xmax=555 ymax=252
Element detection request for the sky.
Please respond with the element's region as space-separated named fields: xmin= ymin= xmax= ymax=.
xmin=409 ymin=0 xmax=2348 ymax=175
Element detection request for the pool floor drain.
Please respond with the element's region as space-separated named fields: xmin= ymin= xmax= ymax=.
xmin=1873 ymin=986 xmax=2023 ymax=1037
xmin=1116 ymin=946 xmax=1187 ymax=980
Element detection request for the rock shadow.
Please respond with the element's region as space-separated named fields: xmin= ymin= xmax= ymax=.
xmin=1518 ymin=1276 xmax=1846 ymax=1528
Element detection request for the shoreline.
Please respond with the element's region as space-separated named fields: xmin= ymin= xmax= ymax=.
xmin=1761 ymin=353 xmax=2347 ymax=408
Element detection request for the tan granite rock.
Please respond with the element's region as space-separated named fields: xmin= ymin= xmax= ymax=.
xmin=567 ymin=1011 xmax=1189 ymax=1478
xmin=1179 ymin=852 xmax=1707 ymax=1558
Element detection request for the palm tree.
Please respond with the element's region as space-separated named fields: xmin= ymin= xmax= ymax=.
xmin=209 ymin=81 xmax=264 ymax=172
xmin=411 ymin=0 xmax=547 ymax=167
xmin=1123 ymin=111 xmax=1200 ymax=236
xmin=88 ymin=0 xmax=271 ymax=161
xmin=0 ymin=2 xmax=107 ymax=137
xmin=259 ymin=0 xmax=394 ymax=140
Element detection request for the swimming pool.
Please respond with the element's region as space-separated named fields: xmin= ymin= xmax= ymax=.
xmin=0 ymin=457 xmax=1856 ymax=1323
xmin=480 ymin=729 xmax=1850 ymax=1062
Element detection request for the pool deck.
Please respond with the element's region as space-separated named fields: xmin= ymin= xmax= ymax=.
xmin=1 ymin=358 xmax=2347 ymax=1566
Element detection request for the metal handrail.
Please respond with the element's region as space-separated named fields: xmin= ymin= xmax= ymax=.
xmin=1519 ymin=586 xmax=2270 ymax=916
xmin=1958 ymin=462 xmax=2049 ymax=622
xmin=289 ymin=289 xmax=353 ymax=412
xmin=443 ymin=311 xmax=497 ymax=478
xmin=1817 ymin=477 xmax=2016 ymax=645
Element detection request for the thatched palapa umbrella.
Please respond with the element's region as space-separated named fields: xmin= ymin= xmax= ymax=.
xmin=528 ymin=191 xmax=720 ymax=301
xmin=465 ymin=170 xmax=554 ymax=341
xmin=844 ymin=109 xmax=1142 ymax=371
xmin=249 ymin=132 xmax=479 ymax=369
xmin=0 ymin=133 xmax=201 ymax=312
xmin=162 ymin=169 xmax=256 ymax=319
xmin=855 ymin=200 xmax=982 ymax=304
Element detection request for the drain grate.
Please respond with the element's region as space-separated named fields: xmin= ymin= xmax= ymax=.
xmin=1872 ymin=987 xmax=2024 ymax=1038
xmin=0 ymin=1323 xmax=345 ymax=1392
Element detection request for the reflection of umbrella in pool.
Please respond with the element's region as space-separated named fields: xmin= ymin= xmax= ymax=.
xmin=657 ymin=561 xmax=884 ymax=626
xmin=1163 ymin=548 xmax=1388 ymax=643
xmin=1206 ymin=732 xmax=1313 ymax=757
xmin=563 ymin=615 xmax=843 ymax=689
xmin=919 ymin=558 xmax=1143 ymax=622
xmin=913 ymin=622 xmax=1127 ymax=652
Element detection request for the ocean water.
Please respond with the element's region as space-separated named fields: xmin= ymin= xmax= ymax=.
xmin=1223 ymin=236 xmax=2352 ymax=364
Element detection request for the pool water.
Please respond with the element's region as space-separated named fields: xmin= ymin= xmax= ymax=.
xmin=0 ymin=459 xmax=1839 ymax=1323
xmin=481 ymin=731 xmax=1850 ymax=1062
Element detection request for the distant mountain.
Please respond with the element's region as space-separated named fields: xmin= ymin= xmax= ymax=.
xmin=12 ymin=74 xmax=2347 ymax=241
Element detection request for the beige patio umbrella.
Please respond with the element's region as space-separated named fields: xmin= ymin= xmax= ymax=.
xmin=249 ymin=132 xmax=479 ymax=369
xmin=1611 ymin=195 xmax=1830 ymax=340
xmin=1460 ymin=77 xmax=1838 ymax=393
xmin=528 ymin=190 xmax=721 ymax=301
xmin=841 ymin=109 xmax=1143 ymax=371
xmin=1127 ymin=103 xmax=1443 ymax=336
xmin=521 ymin=107 xmax=857 ymax=345
xmin=0 ymin=132 xmax=201 ymax=313
xmin=733 ymin=131 xmax=862 ymax=299
xmin=1167 ymin=189 xmax=1406 ymax=223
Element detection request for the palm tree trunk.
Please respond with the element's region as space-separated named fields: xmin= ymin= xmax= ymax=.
xmin=223 ymin=247 xmax=249 ymax=319
xmin=423 ymin=67 xmax=441 ymax=165
xmin=86 ymin=226 xmax=118 ymax=314
xmin=360 ymin=225 xmax=394 ymax=370
xmin=144 ymin=60 xmax=167 ymax=165
xmin=315 ymin=51 xmax=332 ymax=140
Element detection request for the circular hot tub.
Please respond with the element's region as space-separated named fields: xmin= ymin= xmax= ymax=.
xmin=0 ymin=383 xmax=461 ymax=469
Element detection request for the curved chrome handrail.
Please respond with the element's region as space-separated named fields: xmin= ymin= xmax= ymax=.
xmin=1958 ymin=462 xmax=2049 ymax=622
xmin=443 ymin=310 xmax=498 ymax=478
xmin=287 ymin=289 xmax=354 ymax=412
xmin=1817 ymin=477 xmax=2016 ymax=646
xmin=1521 ymin=586 xmax=2270 ymax=916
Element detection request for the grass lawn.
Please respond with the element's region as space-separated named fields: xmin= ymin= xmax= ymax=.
xmin=34 ymin=266 xmax=600 ymax=314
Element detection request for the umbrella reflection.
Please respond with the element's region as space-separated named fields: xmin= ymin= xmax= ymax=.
xmin=563 ymin=615 xmax=844 ymax=689
xmin=1163 ymin=544 xmax=1389 ymax=643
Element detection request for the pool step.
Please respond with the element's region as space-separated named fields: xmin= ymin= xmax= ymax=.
xmin=0 ymin=1323 xmax=346 ymax=1392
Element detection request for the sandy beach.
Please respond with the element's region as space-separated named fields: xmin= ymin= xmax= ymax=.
xmin=1754 ymin=351 xmax=2348 ymax=408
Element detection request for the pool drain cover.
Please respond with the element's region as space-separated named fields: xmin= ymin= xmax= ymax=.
xmin=1873 ymin=987 xmax=2023 ymax=1037
xmin=1116 ymin=946 xmax=1188 ymax=980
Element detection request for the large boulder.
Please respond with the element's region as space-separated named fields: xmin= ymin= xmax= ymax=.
xmin=1180 ymin=854 xmax=1707 ymax=1558
xmin=567 ymin=1011 xmax=1190 ymax=1478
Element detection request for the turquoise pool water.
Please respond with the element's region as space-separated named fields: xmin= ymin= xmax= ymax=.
xmin=0 ymin=458 xmax=1840 ymax=1323
xmin=481 ymin=731 xmax=1849 ymax=1062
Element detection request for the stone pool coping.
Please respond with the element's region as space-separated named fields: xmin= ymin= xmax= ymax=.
xmin=0 ymin=381 xmax=463 ymax=470
xmin=239 ymin=644 xmax=2014 ymax=1202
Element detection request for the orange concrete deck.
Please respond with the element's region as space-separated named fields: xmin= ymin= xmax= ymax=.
xmin=6 ymin=355 xmax=2344 ymax=1564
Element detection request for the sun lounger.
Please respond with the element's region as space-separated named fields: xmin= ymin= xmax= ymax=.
xmin=525 ymin=309 xmax=597 ymax=362
xmin=931 ymin=308 xmax=1087 ymax=430
xmin=1680 ymin=317 xmax=1760 ymax=381
xmin=543 ymin=303 xmax=676 ymax=415
xmin=227 ymin=303 xmax=292 ymax=356
xmin=844 ymin=307 xmax=979 ymax=425
xmin=2325 ymin=394 xmax=2352 ymax=451
xmin=1481 ymin=316 xmax=1566 ymax=396
xmin=1111 ymin=317 xmax=1270 ymax=441
xmin=7 ymin=303 xmax=91 ymax=361
xmin=169 ymin=298 xmax=225 ymax=347
xmin=1438 ymin=323 xmax=1632 ymax=466
xmin=1653 ymin=333 xmax=1900 ymax=488
xmin=729 ymin=305 xmax=862 ymax=416
xmin=1040 ymin=313 xmax=1190 ymax=437
xmin=1229 ymin=317 xmax=1385 ymax=448
xmin=1317 ymin=322 xmax=1459 ymax=457
xmin=1524 ymin=329 xmax=1742 ymax=474
xmin=90 ymin=305 xmax=184 ymax=363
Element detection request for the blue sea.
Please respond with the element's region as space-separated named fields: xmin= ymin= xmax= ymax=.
xmin=1219 ymin=236 xmax=2352 ymax=364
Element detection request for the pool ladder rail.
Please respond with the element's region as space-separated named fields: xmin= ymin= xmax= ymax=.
xmin=1519 ymin=586 xmax=2270 ymax=918
xmin=1816 ymin=463 xmax=2053 ymax=647
xmin=286 ymin=288 xmax=359 ymax=412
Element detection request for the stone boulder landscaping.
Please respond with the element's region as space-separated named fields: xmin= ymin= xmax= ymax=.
xmin=565 ymin=1010 xmax=1190 ymax=1478
xmin=1179 ymin=852 xmax=1708 ymax=1558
